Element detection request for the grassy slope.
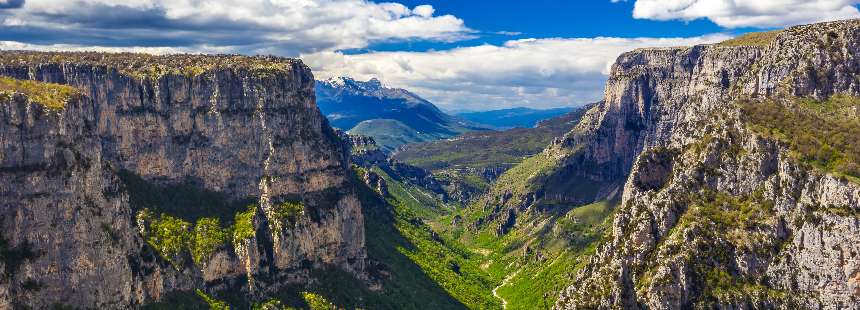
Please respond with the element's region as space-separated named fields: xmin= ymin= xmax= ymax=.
xmin=349 ymin=119 xmax=425 ymax=151
xmin=494 ymin=200 xmax=614 ymax=310
xmin=414 ymin=102 xmax=624 ymax=308
xmin=428 ymin=138 xmax=617 ymax=309
xmin=451 ymin=197 xmax=616 ymax=310
xmin=717 ymin=30 xmax=783 ymax=47
xmin=349 ymin=119 xmax=456 ymax=152
xmin=391 ymin=107 xmax=589 ymax=206
xmin=394 ymin=107 xmax=589 ymax=172
xmin=362 ymin=166 xmax=501 ymax=309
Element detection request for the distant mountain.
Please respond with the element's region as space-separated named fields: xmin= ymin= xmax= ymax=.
xmin=316 ymin=77 xmax=487 ymax=151
xmin=392 ymin=104 xmax=593 ymax=203
xmin=456 ymin=107 xmax=572 ymax=129
xmin=394 ymin=104 xmax=592 ymax=172
xmin=349 ymin=119 xmax=432 ymax=152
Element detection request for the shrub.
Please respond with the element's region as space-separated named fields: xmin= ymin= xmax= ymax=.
xmin=0 ymin=234 xmax=41 ymax=278
xmin=196 ymin=289 xmax=230 ymax=310
xmin=272 ymin=201 xmax=304 ymax=228
xmin=233 ymin=205 xmax=258 ymax=243
xmin=145 ymin=213 xmax=193 ymax=265
xmin=191 ymin=218 xmax=230 ymax=265
xmin=302 ymin=292 xmax=337 ymax=310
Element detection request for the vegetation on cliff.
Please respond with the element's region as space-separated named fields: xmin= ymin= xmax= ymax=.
xmin=717 ymin=30 xmax=783 ymax=47
xmin=192 ymin=218 xmax=231 ymax=265
xmin=0 ymin=51 xmax=303 ymax=81
xmin=0 ymin=76 xmax=81 ymax=110
xmin=137 ymin=210 xmax=193 ymax=266
xmin=741 ymin=95 xmax=860 ymax=182
xmin=143 ymin=289 xmax=338 ymax=310
xmin=271 ymin=201 xmax=305 ymax=229
xmin=633 ymin=188 xmax=788 ymax=307
xmin=136 ymin=209 xmax=239 ymax=267
xmin=120 ymin=170 xmax=267 ymax=267
xmin=231 ymin=205 xmax=258 ymax=243
xmin=0 ymin=234 xmax=41 ymax=278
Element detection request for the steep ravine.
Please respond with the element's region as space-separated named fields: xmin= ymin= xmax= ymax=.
xmin=0 ymin=52 xmax=365 ymax=308
xmin=553 ymin=20 xmax=860 ymax=309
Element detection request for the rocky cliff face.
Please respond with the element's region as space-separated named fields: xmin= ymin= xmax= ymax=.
xmin=0 ymin=52 xmax=365 ymax=308
xmin=554 ymin=20 xmax=860 ymax=309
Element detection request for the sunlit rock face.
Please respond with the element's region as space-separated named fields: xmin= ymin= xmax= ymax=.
xmin=555 ymin=20 xmax=860 ymax=309
xmin=0 ymin=52 xmax=365 ymax=308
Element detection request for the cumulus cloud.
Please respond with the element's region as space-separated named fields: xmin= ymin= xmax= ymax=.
xmin=0 ymin=0 xmax=470 ymax=55
xmin=412 ymin=5 xmax=434 ymax=18
xmin=0 ymin=1 xmax=745 ymax=111
xmin=303 ymin=34 xmax=729 ymax=110
xmin=630 ymin=0 xmax=860 ymax=28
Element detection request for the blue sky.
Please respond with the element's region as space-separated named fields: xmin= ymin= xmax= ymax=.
xmin=1 ymin=0 xmax=859 ymax=110
xmin=362 ymin=0 xmax=733 ymax=52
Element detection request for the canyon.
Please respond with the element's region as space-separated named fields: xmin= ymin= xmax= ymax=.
xmin=2 ymin=18 xmax=860 ymax=310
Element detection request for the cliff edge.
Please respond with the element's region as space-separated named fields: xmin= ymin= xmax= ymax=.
xmin=0 ymin=52 xmax=365 ymax=308
xmin=554 ymin=19 xmax=860 ymax=309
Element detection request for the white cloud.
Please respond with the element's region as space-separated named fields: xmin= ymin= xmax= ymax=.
xmin=0 ymin=40 xmax=197 ymax=54
xmin=303 ymin=34 xmax=729 ymax=110
xmin=0 ymin=0 xmax=470 ymax=54
xmin=412 ymin=5 xmax=434 ymax=18
xmin=630 ymin=0 xmax=860 ymax=28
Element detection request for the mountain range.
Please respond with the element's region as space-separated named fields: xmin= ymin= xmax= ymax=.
xmin=316 ymin=77 xmax=488 ymax=151
xmin=456 ymin=107 xmax=573 ymax=129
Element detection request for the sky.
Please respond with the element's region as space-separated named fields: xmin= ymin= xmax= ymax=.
xmin=1 ymin=0 xmax=860 ymax=111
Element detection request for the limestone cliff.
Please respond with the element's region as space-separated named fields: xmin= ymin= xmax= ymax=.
xmin=554 ymin=20 xmax=860 ymax=309
xmin=0 ymin=52 xmax=365 ymax=308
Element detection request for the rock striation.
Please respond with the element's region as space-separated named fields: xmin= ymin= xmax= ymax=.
xmin=553 ymin=20 xmax=860 ymax=309
xmin=0 ymin=52 xmax=365 ymax=308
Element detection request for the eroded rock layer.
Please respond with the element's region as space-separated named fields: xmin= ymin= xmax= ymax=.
xmin=554 ymin=20 xmax=860 ymax=309
xmin=0 ymin=52 xmax=365 ymax=308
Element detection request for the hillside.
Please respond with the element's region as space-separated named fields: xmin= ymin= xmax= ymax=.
xmin=457 ymin=107 xmax=573 ymax=129
xmin=316 ymin=77 xmax=488 ymax=151
xmin=391 ymin=106 xmax=591 ymax=203
xmin=395 ymin=105 xmax=592 ymax=172
xmin=440 ymin=20 xmax=860 ymax=309
xmin=349 ymin=118 xmax=463 ymax=153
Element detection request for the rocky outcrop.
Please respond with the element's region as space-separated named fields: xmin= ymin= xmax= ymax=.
xmin=339 ymin=130 xmax=454 ymax=203
xmin=554 ymin=20 xmax=860 ymax=309
xmin=0 ymin=52 xmax=365 ymax=308
xmin=339 ymin=131 xmax=387 ymax=167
